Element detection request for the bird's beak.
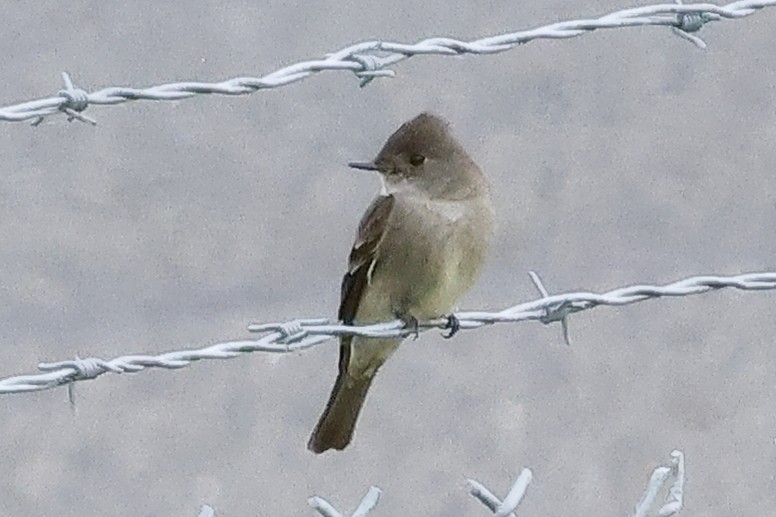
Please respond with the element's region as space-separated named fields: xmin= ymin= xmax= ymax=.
xmin=348 ymin=161 xmax=380 ymax=172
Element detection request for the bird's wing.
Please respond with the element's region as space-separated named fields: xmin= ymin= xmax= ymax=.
xmin=337 ymin=194 xmax=395 ymax=371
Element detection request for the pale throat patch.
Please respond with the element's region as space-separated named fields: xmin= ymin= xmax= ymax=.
xmin=380 ymin=174 xmax=468 ymax=225
xmin=380 ymin=175 xmax=413 ymax=196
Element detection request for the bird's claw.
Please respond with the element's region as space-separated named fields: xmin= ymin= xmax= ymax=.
xmin=443 ymin=314 xmax=460 ymax=339
xmin=399 ymin=313 xmax=420 ymax=340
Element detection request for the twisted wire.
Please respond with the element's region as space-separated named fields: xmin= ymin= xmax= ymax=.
xmin=1 ymin=1 xmax=774 ymax=124
xmin=0 ymin=271 xmax=773 ymax=395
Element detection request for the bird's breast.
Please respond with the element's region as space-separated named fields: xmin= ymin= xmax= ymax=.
xmin=365 ymin=194 xmax=493 ymax=320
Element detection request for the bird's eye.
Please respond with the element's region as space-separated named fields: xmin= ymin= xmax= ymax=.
xmin=409 ymin=154 xmax=426 ymax=166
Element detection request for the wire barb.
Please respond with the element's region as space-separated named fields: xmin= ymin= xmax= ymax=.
xmin=1 ymin=1 xmax=774 ymax=124
xmin=659 ymin=451 xmax=685 ymax=516
xmin=528 ymin=271 xmax=573 ymax=346
xmin=468 ymin=468 xmax=533 ymax=516
xmin=633 ymin=450 xmax=686 ymax=517
xmin=347 ymin=53 xmax=397 ymax=87
xmin=30 ymin=72 xmax=97 ymax=126
xmin=671 ymin=0 xmax=712 ymax=48
xmin=308 ymin=486 xmax=382 ymax=517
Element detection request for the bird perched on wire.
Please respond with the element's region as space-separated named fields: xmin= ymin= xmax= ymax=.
xmin=308 ymin=112 xmax=495 ymax=453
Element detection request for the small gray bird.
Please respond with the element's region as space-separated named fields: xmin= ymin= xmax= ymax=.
xmin=308 ymin=113 xmax=494 ymax=453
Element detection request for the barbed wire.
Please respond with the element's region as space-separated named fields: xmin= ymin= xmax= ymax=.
xmin=468 ymin=468 xmax=533 ymax=517
xmin=309 ymin=486 xmax=382 ymax=517
xmin=0 ymin=271 xmax=773 ymax=396
xmin=634 ymin=451 xmax=685 ymax=516
xmin=1 ymin=1 xmax=773 ymax=125
xmin=307 ymin=468 xmax=534 ymax=517
xmin=200 ymin=451 xmax=680 ymax=515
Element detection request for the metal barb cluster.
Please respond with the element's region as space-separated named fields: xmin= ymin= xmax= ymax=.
xmin=1 ymin=1 xmax=774 ymax=124
xmin=305 ymin=451 xmax=682 ymax=516
xmin=309 ymin=486 xmax=382 ymax=517
xmin=468 ymin=468 xmax=533 ymax=517
xmin=633 ymin=450 xmax=685 ymax=516
xmin=0 ymin=271 xmax=773 ymax=396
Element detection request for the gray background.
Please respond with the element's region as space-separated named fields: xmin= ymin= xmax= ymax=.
xmin=1 ymin=1 xmax=775 ymax=515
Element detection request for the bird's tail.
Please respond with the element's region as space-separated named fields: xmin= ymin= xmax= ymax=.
xmin=307 ymin=370 xmax=375 ymax=454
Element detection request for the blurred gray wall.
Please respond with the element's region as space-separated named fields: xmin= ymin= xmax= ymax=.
xmin=1 ymin=1 xmax=775 ymax=515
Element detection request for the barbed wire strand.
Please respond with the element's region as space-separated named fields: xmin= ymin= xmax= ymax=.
xmin=0 ymin=271 xmax=773 ymax=396
xmin=633 ymin=450 xmax=685 ymax=516
xmin=1 ymin=1 xmax=774 ymax=125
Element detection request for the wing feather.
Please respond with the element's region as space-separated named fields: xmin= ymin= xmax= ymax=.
xmin=337 ymin=194 xmax=395 ymax=373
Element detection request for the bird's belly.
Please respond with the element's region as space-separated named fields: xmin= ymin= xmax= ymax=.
xmin=403 ymin=247 xmax=479 ymax=319
xmin=355 ymin=196 xmax=491 ymax=322
xmin=410 ymin=268 xmax=473 ymax=318
xmin=370 ymin=233 xmax=482 ymax=320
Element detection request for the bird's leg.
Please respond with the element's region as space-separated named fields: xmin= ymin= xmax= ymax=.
xmin=396 ymin=311 xmax=420 ymax=340
xmin=443 ymin=314 xmax=460 ymax=339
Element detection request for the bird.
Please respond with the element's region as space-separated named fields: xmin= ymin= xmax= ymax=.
xmin=308 ymin=112 xmax=495 ymax=453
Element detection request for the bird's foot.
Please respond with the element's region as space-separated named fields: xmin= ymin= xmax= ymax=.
xmin=443 ymin=314 xmax=460 ymax=339
xmin=397 ymin=312 xmax=420 ymax=340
